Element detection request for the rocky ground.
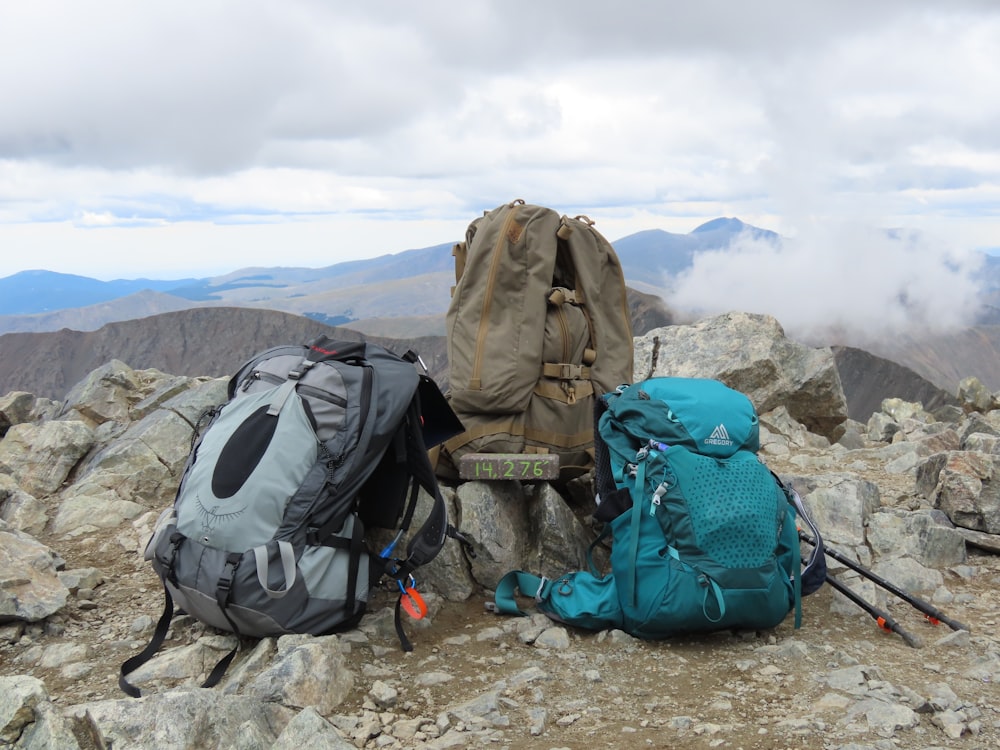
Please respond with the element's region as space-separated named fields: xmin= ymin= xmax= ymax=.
xmin=3 ymin=442 xmax=999 ymax=750
xmin=4 ymin=314 xmax=1000 ymax=749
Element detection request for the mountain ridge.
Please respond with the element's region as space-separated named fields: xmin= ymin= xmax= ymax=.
xmin=3 ymin=217 xmax=1000 ymax=397
xmin=0 ymin=303 xmax=958 ymax=425
xmin=0 ymin=221 xmax=770 ymax=318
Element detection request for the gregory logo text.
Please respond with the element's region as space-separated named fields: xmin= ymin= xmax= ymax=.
xmin=704 ymin=423 xmax=734 ymax=447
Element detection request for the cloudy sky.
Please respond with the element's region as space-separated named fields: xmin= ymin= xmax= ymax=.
xmin=1 ymin=1 xmax=998 ymax=304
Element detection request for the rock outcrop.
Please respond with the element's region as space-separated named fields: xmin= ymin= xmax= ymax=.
xmin=2 ymin=312 xmax=999 ymax=749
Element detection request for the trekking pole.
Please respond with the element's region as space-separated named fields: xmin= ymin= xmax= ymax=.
xmin=800 ymin=533 xmax=971 ymax=633
xmin=818 ymin=565 xmax=923 ymax=649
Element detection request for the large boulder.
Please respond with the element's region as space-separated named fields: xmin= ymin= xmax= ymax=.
xmin=0 ymin=523 xmax=69 ymax=623
xmin=634 ymin=312 xmax=848 ymax=440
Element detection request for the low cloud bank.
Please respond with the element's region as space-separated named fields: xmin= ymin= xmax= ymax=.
xmin=666 ymin=222 xmax=986 ymax=346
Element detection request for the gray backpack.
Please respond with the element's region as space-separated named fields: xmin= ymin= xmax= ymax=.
xmin=120 ymin=336 xmax=464 ymax=696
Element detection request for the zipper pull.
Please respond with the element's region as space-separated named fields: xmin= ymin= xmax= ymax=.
xmin=241 ymin=371 xmax=260 ymax=391
xmin=649 ymin=482 xmax=668 ymax=517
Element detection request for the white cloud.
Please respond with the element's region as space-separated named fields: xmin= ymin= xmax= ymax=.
xmin=0 ymin=0 xmax=997 ymax=337
xmin=667 ymin=221 xmax=986 ymax=340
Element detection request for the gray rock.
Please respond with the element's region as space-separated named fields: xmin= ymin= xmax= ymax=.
xmin=124 ymin=634 xmax=239 ymax=688
xmin=785 ymin=473 xmax=880 ymax=546
xmin=867 ymin=411 xmax=900 ymax=443
xmin=60 ymin=360 xmax=143 ymax=426
xmin=0 ymin=420 xmax=95 ymax=497
xmin=0 ymin=524 xmax=69 ymax=622
xmin=957 ymin=376 xmax=996 ymax=414
xmin=0 ymin=474 xmax=47 ymax=536
xmin=0 ymin=675 xmax=49 ymax=745
xmin=0 ymin=392 xmax=38 ymax=434
xmin=634 ymin=312 xmax=848 ymax=440
xmin=246 ymin=634 xmax=355 ymax=714
xmin=369 ymin=679 xmax=398 ymax=708
xmin=917 ymin=451 xmax=1000 ymax=533
xmin=271 ymin=706 xmax=354 ymax=749
xmin=76 ymin=689 xmax=293 ymax=750
xmin=846 ymin=698 xmax=919 ymax=737
xmin=533 ymin=626 xmax=571 ymax=650
xmin=457 ymin=480 xmax=532 ymax=588
xmin=63 ymin=407 xmax=199 ymax=516
xmin=871 ymin=556 xmax=944 ymax=595
xmin=866 ymin=509 xmax=967 ymax=568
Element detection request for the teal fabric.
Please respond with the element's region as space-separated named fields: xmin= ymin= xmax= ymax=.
xmin=610 ymin=443 xmax=795 ymax=639
xmin=494 ymin=570 xmax=623 ymax=630
xmin=599 ymin=378 xmax=759 ymax=460
xmin=494 ymin=376 xmax=799 ymax=639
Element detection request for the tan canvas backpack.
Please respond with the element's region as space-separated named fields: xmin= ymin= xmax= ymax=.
xmin=439 ymin=199 xmax=634 ymax=479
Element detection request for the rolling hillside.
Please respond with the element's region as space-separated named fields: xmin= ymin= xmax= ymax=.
xmin=0 ymin=288 xmax=676 ymax=403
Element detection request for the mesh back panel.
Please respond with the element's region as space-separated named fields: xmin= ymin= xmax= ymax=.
xmin=677 ymin=452 xmax=779 ymax=569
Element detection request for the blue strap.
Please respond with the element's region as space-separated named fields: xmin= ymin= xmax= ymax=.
xmin=701 ymin=575 xmax=727 ymax=623
xmin=624 ymin=455 xmax=648 ymax=608
xmin=493 ymin=571 xmax=553 ymax=616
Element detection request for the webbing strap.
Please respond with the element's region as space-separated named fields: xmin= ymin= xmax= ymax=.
xmin=203 ymin=552 xmax=244 ymax=690
xmin=586 ymin=525 xmax=612 ymax=576
xmin=254 ymin=541 xmax=297 ymax=598
xmin=445 ymin=416 xmax=592 ymax=452
xmin=533 ymin=379 xmax=594 ymax=403
xmin=523 ymin=424 xmax=593 ymax=449
xmin=394 ymin=596 xmax=413 ymax=652
xmin=266 ymin=379 xmax=297 ymax=416
xmin=444 ymin=416 xmax=523 ymax=452
xmin=624 ymin=456 xmax=647 ymax=608
xmin=701 ymin=576 xmax=727 ymax=624
xmin=541 ymin=363 xmax=591 ymax=380
xmin=119 ymin=583 xmax=175 ymax=697
xmin=493 ymin=571 xmax=553 ymax=616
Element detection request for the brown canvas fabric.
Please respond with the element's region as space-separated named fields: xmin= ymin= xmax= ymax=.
xmin=441 ymin=200 xmax=633 ymax=479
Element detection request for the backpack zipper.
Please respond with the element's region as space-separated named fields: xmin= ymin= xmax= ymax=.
xmin=553 ymin=303 xmax=578 ymax=403
xmin=555 ymin=303 xmax=571 ymax=365
xmin=242 ymin=370 xmax=348 ymax=408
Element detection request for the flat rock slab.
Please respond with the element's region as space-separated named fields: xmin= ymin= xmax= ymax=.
xmin=957 ymin=527 xmax=1000 ymax=554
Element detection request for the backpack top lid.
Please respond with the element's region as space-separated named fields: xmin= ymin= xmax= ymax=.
xmin=602 ymin=377 xmax=760 ymax=458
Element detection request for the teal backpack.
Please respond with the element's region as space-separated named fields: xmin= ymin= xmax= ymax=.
xmin=493 ymin=377 xmax=826 ymax=637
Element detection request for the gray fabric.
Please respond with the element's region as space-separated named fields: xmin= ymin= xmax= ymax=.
xmin=145 ymin=339 xmax=440 ymax=639
xmin=175 ymin=387 xmax=318 ymax=551
xmin=297 ymin=515 xmax=370 ymax=603
xmin=267 ymin=379 xmax=298 ymax=416
xmin=254 ymin=540 xmax=297 ymax=599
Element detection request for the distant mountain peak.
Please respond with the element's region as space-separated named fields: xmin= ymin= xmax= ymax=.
xmin=692 ymin=217 xmax=746 ymax=233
